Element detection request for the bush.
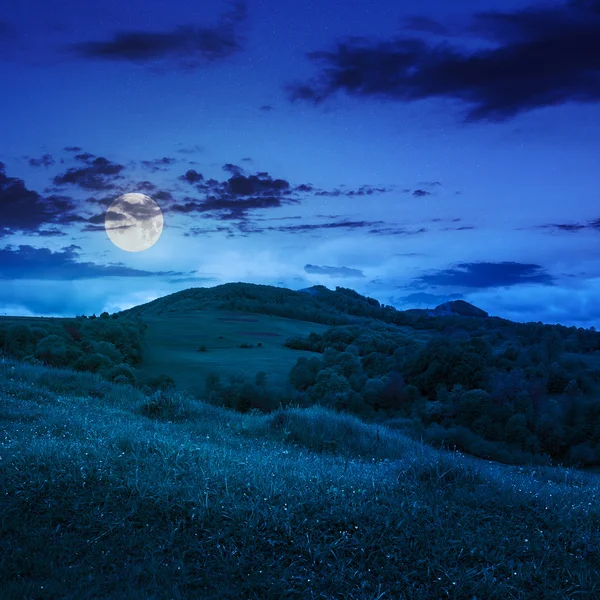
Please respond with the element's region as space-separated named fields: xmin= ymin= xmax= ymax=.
xmin=106 ymin=363 xmax=137 ymax=385
xmin=141 ymin=390 xmax=190 ymax=421
xmin=197 ymin=345 xmax=208 ymax=352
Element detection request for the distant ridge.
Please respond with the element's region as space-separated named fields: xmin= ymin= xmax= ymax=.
xmin=430 ymin=300 xmax=489 ymax=318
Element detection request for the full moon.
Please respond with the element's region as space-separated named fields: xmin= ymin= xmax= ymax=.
xmin=104 ymin=193 xmax=164 ymax=252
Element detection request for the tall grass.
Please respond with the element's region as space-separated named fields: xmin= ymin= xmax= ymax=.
xmin=1 ymin=357 xmax=599 ymax=599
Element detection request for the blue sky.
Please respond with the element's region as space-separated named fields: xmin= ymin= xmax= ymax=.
xmin=1 ymin=0 xmax=599 ymax=327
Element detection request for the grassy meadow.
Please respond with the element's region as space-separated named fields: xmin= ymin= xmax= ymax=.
xmin=137 ymin=310 xmax=330 ymax=395
xmin=2 ymin=357 xmax=599 ymax=600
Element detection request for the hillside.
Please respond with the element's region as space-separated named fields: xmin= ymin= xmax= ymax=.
xmin=1 ymin=357 xmax=599 ymax=599
xmin=430 ymin=299 xmax=490 ymax=318
xmin=3 ymin=282 xmax=600 ymax=471
xmin=119 ymin=282 xmax=388 ymax=326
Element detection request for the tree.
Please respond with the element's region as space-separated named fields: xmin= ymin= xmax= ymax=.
xmin=505 ymin=414 xmax=530 ymax=448
xmin=289 ymin=356 xmax=321 ymax=391
xmin=310 ymin=368 xmax=350 ymax=404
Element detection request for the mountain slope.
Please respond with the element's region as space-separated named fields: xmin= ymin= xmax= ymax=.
xmin=431 ymin=300 xmax=489 ymax=318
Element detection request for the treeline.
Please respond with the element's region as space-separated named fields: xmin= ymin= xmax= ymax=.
xmin=280 ymin=323 xmax=600 ymax=468
xmin=0 ymin=313 xmax=147 ymax=386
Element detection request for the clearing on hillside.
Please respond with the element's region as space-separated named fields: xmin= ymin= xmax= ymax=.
xmin=137 ymin=309 xmax=329 ymax=396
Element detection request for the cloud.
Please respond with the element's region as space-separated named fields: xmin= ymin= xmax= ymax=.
xmin=179 ymin=169 xmax=204 ymax=184
xmin=537 ymin=217 xmax=600 ymax=233
xmin=64 ymin=146 xmax=83 ymax=153
xmin=414 ymin=261 xmax=556 ymax=289
xmin=169 ymin=171 xmax=297 ymax=220
xmin=0 ymin=162 xmax=85 ymax=234
xmin=367 ymin=226 xmax=427 ymax=236
xmin=268 ymin=220 xmax=385 ymax=234
xmin=175 ymin=144 xmax=204 ymax=155
xmin=304 ymin=264 xmax=365 ymax=278
xmin=223 ymin=163 xmax=244 ymax=175
xmin=314 ymin=185 xmax=392 ymax=197
xmin=53 ymin=154 xmax=126 ymax=190
xmin=288 ymin=1 xmax=600 ymax=122
xmin=28 ymin=154 xmax=56 ymax=168
xmin=412 ymin=189 xmax=430 ymax=197
xmin=69 ymin=1 xmax=247 ymax=68
xmin=140 ymin=157 xmax=177 ymax=172
xmin=260 ymin=105 xmax=275 ymax=111
xmin=0 ymin=245 xmax=186 ymax=280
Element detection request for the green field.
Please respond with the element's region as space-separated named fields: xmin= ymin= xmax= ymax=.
xmin=137 ymin=309 xmax=330 ymax=396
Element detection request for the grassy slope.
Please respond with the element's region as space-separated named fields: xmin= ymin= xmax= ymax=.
xmin=137 ymin=310 xmax=330 ymax=395
xmin=2 ymin=358 xmax=599 ymax=600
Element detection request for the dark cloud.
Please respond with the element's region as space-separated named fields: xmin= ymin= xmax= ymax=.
xmin=241 ymin=157 xmax=253 ymax=162
xmin=179 ymin=169 xmax=204 ymax=184
xmin=268 ymin=220 xmax=385 ymax=234
xmin=260 ymin=105 xmax=275 ymax=111
xmin=442 ymin=225 xmax=475 ymax=231
xmin=537 ymin=215 xmax=600 ymax=233
xmin=69 ymin=1 xmax=247 ymax=68
xmin=0 ymin=162 xmax=84 ymax=234
xmin=141 ymin=157 xmax=177 ymax=172
xmin=304 ymin=264 xmax=365 ymax=278
xmin=223 ymin=163 xmax=244 ymax=176
xmin=288 ymin=1 xmax=600 ymax=122
xmin=228 ymin=174 xmax=290 ymax=196
xmin=53 ymin=155 xmax=125 ymax=190
xmin=314 ymin=185 xmax=392 ymax=197
xmin=64 ymin=146 xmax=83 ymax=153
xmin=412 ymin=189 xmax=430 ymax=197
xmin=414 ymin=261 xmax=555 ymax=289
xmin=168 ymin=170 xmax=300 ymax=220
xmin=0 ymin=245 xmax=185 ymax=280
xmin=294 ymin=184 xmax=314 ymax=193
xmin=28 ymin=154 xmax=56 ymax=168
xmin=74 ymin=152 xmax=96 ymax=162
xmin=367 ymin=226 xmax=428 ymax=236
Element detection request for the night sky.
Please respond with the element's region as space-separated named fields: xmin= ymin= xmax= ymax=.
xmin=1 ymin=0 xmax=599 ymax=327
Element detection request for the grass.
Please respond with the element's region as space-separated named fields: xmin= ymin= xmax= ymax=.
xmin=136 ymin=309 xmax=329 ymax=396
xmin=1 ymin=357 xmax=600 ymax=599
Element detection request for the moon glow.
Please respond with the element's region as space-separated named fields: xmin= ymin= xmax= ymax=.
xmin=104 ymin=193 xmax=164 ymax=252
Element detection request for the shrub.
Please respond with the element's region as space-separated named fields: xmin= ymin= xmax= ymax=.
xmin=141 ymin=390 xmax=189 ymax=421
xmin=197 ymin=345 xmax=208 ymax=352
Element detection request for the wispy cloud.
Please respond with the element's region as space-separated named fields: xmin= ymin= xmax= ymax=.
xmin=68 ymin=1 xmax=248 ymax=69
